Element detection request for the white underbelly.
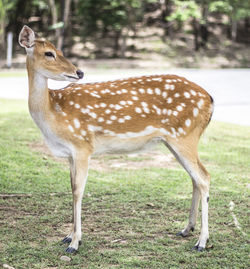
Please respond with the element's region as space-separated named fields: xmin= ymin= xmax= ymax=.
xmin=93 ymin=136 xmax=163 ymax=155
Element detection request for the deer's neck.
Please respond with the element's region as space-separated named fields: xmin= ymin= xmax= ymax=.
xmin=27 ymin=61 xmax=51 ymax=115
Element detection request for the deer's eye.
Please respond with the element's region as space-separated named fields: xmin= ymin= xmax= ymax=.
xmin=45 ymin=51 xmax=55 ymax=58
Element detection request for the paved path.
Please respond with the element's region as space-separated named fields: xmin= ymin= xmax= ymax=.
xmin=0 ymin=69 xmax=249 ymax=126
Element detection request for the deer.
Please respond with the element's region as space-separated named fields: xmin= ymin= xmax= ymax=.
xmin=19 ymin=25 xmax=214 ymax=253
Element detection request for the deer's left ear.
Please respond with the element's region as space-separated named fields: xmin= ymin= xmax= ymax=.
xmin=19 ymin=25 xmax=35 ymax=51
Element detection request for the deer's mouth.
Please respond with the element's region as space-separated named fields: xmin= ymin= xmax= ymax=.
xmin=63 ymin=73 xmax=79 ymax=81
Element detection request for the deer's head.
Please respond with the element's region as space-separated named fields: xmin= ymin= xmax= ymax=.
xmin=19 ymin=25 xmax=83 ymax=82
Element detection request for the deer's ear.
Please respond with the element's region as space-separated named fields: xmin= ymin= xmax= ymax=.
xmin=19 ymin=25 xmax=35 ymax=50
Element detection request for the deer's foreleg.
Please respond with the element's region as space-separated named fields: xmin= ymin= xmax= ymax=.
xmin=63 ymin=151 xmax=90 ymax=253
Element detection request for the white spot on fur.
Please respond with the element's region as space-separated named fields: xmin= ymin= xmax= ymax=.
xmin=177 ymin=105 xmax=183 ymax=111
xmin=178 ymin=127 xmax=185 ymax=134
xmin=98 ymin=117 xmax=104 ymax=122
xmin=184 ymin=92 xmax=190 ymax=98
xmin=152 ymin=77 xmax=162 ymax=82
xmin=135 ymin=107 xmax=142 ymax=113
xmin=118 ymin=118 xmax=125 ymax=123
xmin=88 ymin=125 xmax=102 ymax=132
xmin=115 ymin=104 xmax=123 ymax=110
xmin=152 ymin=105 xmax=161 ymax=115
xmin=69 ymin=101 xmax=74 ymax=105
xmin=80 ymin=108 xmax=90 ymax=114
xmin=167 ymin=97 xmax=172 ymax=103
xmin=165 ymin=84 xmax=170 ymax=90
xmin=193 ymin=107 xmax=199 ymax=117
xmin=139 ymin=88 xmax=145 ymax=94
xmin=162 ymin=92 xmax=168 ymax=98
xmin=198 ymin=99 xmax=204 ymax=109
xmin=131 ymin=90 xmax=137 ymax=95
xmin=74 ymin=103 xmax=80 ymax=109
xmin=105 ymin=109 xmax=111 ymax=114
xmin=173 ymin=111 xmax=178 ymax=116
xmin=132 ymin=96 xmax=139 ymax=101
xmin=110 ymin=115 xmax=117 ymax=120
xmin=124 ymin=115 xmax=131 ymax=120
xmin=190 ymin=89 xmax=197 ymax=96
xmin=155 ymin=88 xmax=161 ymax=95
xmin=174 ymin=93 xmax=180 ymax=98
xmin=120 ymin=101 xmax=126 ymax=105
xmin=73 ymin=118 xmax=80 ymax=129
xmin=163 ymin=108 xmax=167 ymax=115
xmin=81 ymin=130 xmax=86 ymax=136
xmin=161 ymin=119 xmax=169 ymax=124
xmin=68 ymin=125 xmax=74 ymax=132
xmin=147 ymin=88 xmax=153 ymax=94
xmin=185 ymin=119 xmax=191 ymax=127
xmin=90 ymin=92 xmax=101 ymax=98
xmin=127 ymin=100 xmax=133 ymax=105
xmin=89 ymin=112 xmax=97 ymax=118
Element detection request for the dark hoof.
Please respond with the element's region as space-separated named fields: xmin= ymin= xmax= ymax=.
xmin=191 ymin=245 xmax=198 ymax=251
xmin=62 ymin=237 xmax=72 ymax=244
xmin=66 ymin=247 xmax=77 ymax=253
xmin=191 ymin=245 xmax=204 ymax=252
xmin=176 ymin=231 xmax=185 ymax=237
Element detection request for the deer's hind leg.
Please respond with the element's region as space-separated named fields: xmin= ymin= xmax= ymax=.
xmin=163 ymin=136 xmax=210 ymax=251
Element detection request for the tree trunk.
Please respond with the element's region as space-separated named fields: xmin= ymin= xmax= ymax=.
xmin=0 ymin=18 xmax=5 ymax=55
xmin=192 ymin=18 xmax=200 ymax=51
xmin=113 ymin=30 xmax=121 ymax=58
xmin=48 ymin=0 xmax=60 ymax=42
xmin=162 ymin=0 xmax=173 ymax=40
xmin=231 ymin=18 xmax=237 ymax=42
xmin=57 ymin=0 xmax=71 ymax=52
xmin=200 ymin=4 xmax=209 ymax=48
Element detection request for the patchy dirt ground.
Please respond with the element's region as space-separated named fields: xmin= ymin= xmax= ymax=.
xmin=30 ymin=141 xmax=179 ymax=172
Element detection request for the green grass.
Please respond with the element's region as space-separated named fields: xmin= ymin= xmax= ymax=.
xmin=0 ymin=71 xmax=26 ymax=78
xmin=0 ymin=99 xmax=249 ymax=269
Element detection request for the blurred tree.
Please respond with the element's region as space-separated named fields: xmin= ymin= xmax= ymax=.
xmin=0 ymin=0 xmax=17 ymax=54
xmin=209 ymin=0 xmax=250 ymax=41
xmin=47 ymin=0 xmax=61 ymax=44
xmin=77 ymin=0 xmax=143 ymax=57
xmin=57 ymin=0 xmax=72 ymax=51
xmin=166 ymin=0 xmax=202 ymax=50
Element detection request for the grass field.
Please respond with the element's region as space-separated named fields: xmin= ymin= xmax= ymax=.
xmin=0 ymin=98 xmax=249 ymax=269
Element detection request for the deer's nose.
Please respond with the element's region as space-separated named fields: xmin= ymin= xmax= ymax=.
xmin=76 ymin=69 xmax=84 ymax=79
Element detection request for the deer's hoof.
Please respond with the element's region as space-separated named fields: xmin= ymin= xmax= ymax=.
xmin=176 ymin=231 xmax=187 ymax=237
xmin=192 ymin=245 xmax=205 ymax=252
xmin=66 ymin=247 xmax=77 ymax=253
xmin=62 ymin=237 xmax=72 ymax=244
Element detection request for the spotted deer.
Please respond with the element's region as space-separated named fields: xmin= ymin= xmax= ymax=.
xmin=19 ymin=25 xmax=213 ymax=253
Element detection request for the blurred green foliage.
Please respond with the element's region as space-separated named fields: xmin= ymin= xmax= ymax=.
xmin=0 ymin=0 xmax=250 ymax=56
